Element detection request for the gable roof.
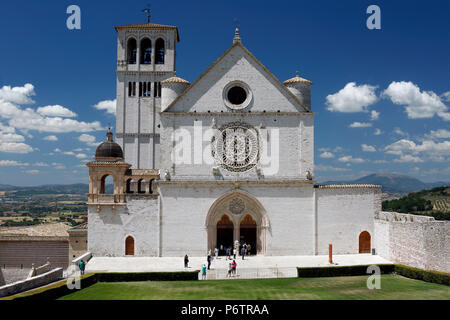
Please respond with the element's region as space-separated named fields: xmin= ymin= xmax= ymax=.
xmin=163 ymin=41 xmax=310 ymax=113
xmin=115 ymin=23 xmax=180 ymax=42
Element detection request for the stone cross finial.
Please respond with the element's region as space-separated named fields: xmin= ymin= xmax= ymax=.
xmin=233 ymin=28 xmax=241 ymax=44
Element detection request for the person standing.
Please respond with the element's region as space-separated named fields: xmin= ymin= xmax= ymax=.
xmin=79 ymin=260 xmax=85 ymax=275
xmin=201 ymin=264 xmax=207 ymax=280
xmin=241 ymin=245 xmax=246 ymax=260
xmin=184 ymin=254 xmax=189 ymax=268
xmin=215 ymin=247 xmax=219 ymax=260
xmin=231 ymin=260 xmax=237 ymax=276
xmin=227 ymin=263 xmax=232 ymax=278
xmin=233 ymin=247 xmax=237 ymax=260
xmin=207 ymin=254 xmax=212 ymax=270
xmin=226 ymin=247 xmax=231 ymax=260
xmin=247 ymin=244 xmax=252 ymax=256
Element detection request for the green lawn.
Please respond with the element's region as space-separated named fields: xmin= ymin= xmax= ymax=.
xmin=59 ymin=275 xmax=450 ymax=300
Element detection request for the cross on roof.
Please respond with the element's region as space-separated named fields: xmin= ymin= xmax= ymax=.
xmin=142 ymin=4 xmax=151 ymax=23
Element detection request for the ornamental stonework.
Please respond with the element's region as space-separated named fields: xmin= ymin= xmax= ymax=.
xmin=229 ymin=197 xmax=245 ymax=215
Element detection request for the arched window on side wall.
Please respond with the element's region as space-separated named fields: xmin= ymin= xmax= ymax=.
xmin=155 ymin=38 xmax=165 ymax=64
xmin=140 ymin=38 xmax=152 ymax=64
xmin=100 ymin=175 xmax=114 ymax=194
xmin=138 ymin=179 xmax=146 ymax=194
xmin=126 ymin=178 xmax=133 ymax=193
xmin=127 ymin=38 xmax=137 ymax=64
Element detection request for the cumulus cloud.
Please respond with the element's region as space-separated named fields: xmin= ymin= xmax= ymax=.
xmin=93 ymin=99 xmax=116 ymax=115
xmin=326 ymin=82 xmax=378 ymax=113
xmin=361 ymin=144 xmax=376 ymax=152
xmin=370 ymin=110 xmax=380 ymax=120
xmin=393 ymin=154 xmax=424 ymax=163
xmin=385 ymin=138 xmax=450 ymax=161
xmin=37 ymin=105 xmax=77 ymax=118
xmin=424 ymin=129 xmax=450 ymax=140
xmin=440 ymin=91 xmax=450 ymax=102
xmin=52 ymin=162 xmax=66 ymax=170
xmin=0 ymin=83 xmax=104 ymax=133
xmin=0 ymin=83 xmax=35 ymax=104
xmin=349 ymin=122 xmax=372 ymax=128
xmin=43 ymin=135 xmax=58 ymax=141
xmin=319 ymin=151 xmax=334 ymax=158
xmin=78 ymin=134 xmax=100 ymax=147
xmin=0 ymin=160 xmax=29 ymax=166
xmin=383 ymin=81 xmax=449 ymax=120
xmin=0 ymin=142 xmax=33 ymax=154
xmin=338 ymin=155 xmax=365 ymax=163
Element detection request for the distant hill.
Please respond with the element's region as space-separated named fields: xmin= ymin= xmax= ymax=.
xmin=321 ymin=173 xmax=449 ymax=193
xmin=0 ymin=183 xmax=90 ymax=194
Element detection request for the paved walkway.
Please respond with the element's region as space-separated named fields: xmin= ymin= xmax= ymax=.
xmin=86 ymin=254 xmax=392 ymax=280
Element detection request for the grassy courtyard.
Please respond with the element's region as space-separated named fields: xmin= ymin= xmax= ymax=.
xmin=59 ymin=274 xmax=450 ymax=300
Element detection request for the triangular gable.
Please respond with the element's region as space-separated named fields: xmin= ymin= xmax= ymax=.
xmin=163 ymin=42 xmax=310 ymax=113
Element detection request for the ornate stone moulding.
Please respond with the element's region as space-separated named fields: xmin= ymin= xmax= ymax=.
xmin=159 ymin=111 xmax=315 ymax=116
xmin=315 ymin=184 xmax=381 ymax=189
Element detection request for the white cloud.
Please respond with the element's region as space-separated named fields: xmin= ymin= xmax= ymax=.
xmin=0 ymin=132 xmax=25 ymax=143
xmin=315 ymin=164 xmax=350 ymax=172
xmin=361 ymin=144 xmax=376 ymax=152
xmin=93 ymin=99 xmax=116 ymax=115
xmin=385 ymin=139 xmax=450 ymax=160
xmin=43 ymin=135 xmax=58 ymax=141
xmin=319 ymin=151 xmax=334 ymax=158
xmin=0 ymin=160 xmax=29 ymax=166
xmin=52 ymin=162 xmax=66 ymax=170
xmin=349 ymin=122 xmax=372 ymax=128
xmin=0 ymin=83 xmax=104 ymax=133
xmin=393 ymin=127 xmax=408 ymax=137
xmin=62 ymin=151 xmax=75 ymax=156
xmin=393 ymin=154 xmax=424 ymax=163
xmin=373 ymin=159 xmax=388 ymax=164
xmin=374 ymin=128 xmax=383 ymax=135
xmin=338 ymin=155 xmax=365 ymax=163
xmin=326 ymin=82 xmax=378 ymax=113
xmin=383 ymin=81 xmax=449 ymax=120
xmin=440 ymin=91 xmax=450 ymax=102
xmin=333 ymin=146 xmax=343 ymax=153
xmin=424 ymin=129 xmax=450 ymax=140
xmin=33 ymin=162 xmax=49 ymax=167
xmin=0 ymin=83 xmax=35 ymax=104
xmin=370 ymin=110 xmax=380 ymax=120
xmin=37 ymin=105 xmax=77 ymax=118
xmin=76 ymin=153 xmax=87 ymax=159
xmin=0 ymin=142 xmax=33 ymax=154
xmin=78 ymin=134 xmax=100 ymax=147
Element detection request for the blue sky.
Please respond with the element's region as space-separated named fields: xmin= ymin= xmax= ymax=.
xmin=0 ymin=0 xmax=449 ymax=186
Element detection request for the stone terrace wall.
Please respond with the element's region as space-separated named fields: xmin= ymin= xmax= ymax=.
xmin=374 ymin=211 xmax=449 ymax=273
xmin=0 ymin=267 xmax=63 ymax=298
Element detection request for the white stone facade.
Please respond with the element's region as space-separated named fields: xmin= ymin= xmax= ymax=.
xmin=88 ymin=23 xmax=387 ymax=260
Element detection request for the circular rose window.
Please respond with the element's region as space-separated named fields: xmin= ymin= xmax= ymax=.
xmin=223 ymin=81 xmax=252 ymax=110
xmin=211 ymin=122 xmax=259 ymax=172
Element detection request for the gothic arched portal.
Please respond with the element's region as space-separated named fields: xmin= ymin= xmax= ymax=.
xmin=206 ymin=190 xmax=269 ymax=255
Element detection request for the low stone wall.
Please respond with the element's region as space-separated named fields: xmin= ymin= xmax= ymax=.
xmin=1 ymin=268 xmax=30 ymax=285
xmin=374 ymin=211 xmax=449 ymax=273
xmin=0 ymin=268 xmax=63 ymax=298
xmin=72 ymin=252 xmax=92 ymax=266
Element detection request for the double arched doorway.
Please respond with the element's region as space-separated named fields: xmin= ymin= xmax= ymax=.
xmin=206 ymin=190 xmax=269 ymax=255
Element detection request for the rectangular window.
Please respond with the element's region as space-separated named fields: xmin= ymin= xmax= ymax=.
xmin=154 ymin=82 xmax=157 ymax=97
xmin=139 ymin=82 xmax=142 ymax=97
xmin=132 ymin=82 xmax=136 ymax=96
xmin=158 ymin=82 xmax=161 ymax=97
xmin=143 ymin=82 xmax=147 ymax=97
xmin=128 ymin=82 xmax=132 ymax=97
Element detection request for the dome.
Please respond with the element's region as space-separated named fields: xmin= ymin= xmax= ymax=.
xmin=161 ymin=76 xmax=190 ymax=85
xmin=94 ymin=129 xmax=124 ymax=160
xmin=283 ymin=75 xmax=312 ymax=85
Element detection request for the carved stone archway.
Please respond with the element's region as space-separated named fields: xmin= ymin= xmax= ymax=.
xmin=205 ymin=190 xmax=269 ymax=255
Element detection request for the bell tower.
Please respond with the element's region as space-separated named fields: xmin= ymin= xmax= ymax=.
xmin=114 ymin=19 xmax=179 ymax=169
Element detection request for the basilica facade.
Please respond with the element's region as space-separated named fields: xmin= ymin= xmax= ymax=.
xmin=86 ymin=21 xmax=380 ymax=257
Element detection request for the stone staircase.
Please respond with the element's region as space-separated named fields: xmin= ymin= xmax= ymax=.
xmin=200 ymin=267 xmax=297 ymax=280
